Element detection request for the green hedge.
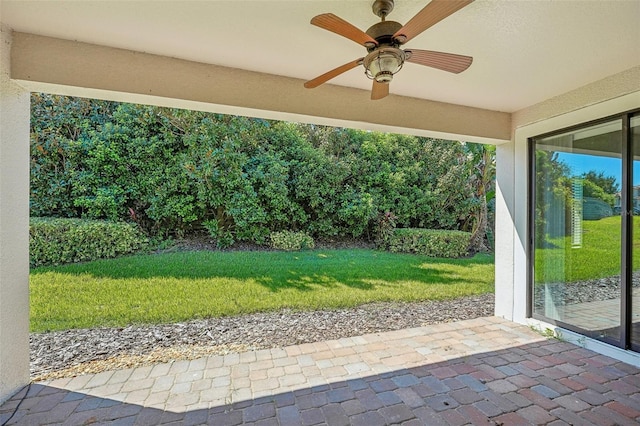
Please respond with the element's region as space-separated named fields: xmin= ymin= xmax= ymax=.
xmin=270 ymin=230 xmax=315 ymax=251
xmin=387 ymin=228 xmax=471 ymax=258
xmin=30 ymin=94 xmax=479 ymax=242
xmin=30 ymin=218 xmax=148 ymax=267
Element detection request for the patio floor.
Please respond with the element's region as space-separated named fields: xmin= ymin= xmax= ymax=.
xmin=1 ymin=317 xmax=639 ymax=425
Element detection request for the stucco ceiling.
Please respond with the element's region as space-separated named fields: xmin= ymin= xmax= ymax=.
xmin=1 ymin=0 xmax=639 ymax=113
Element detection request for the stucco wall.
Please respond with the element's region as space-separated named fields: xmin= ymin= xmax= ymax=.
xmin=0 ymin=25 xmax=30 ymax=404
xmin=513 ymin=66 xmax=640 ymax=129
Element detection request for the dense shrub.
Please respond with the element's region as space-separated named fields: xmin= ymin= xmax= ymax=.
xmin=30 ymin=94 xmax=490 ymax=243
xmin=387 ymin=228 xmax=471 ymax=258
xmin=375 ymin=211 xmax=397 ymax=248
xmin=30 ymin=218 xmax=148 ymax=267
xmin=270 ymin=231 xmax=315 ymax=251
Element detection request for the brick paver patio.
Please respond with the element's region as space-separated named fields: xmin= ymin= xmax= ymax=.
xmin=1 ymin=316 xmax=639 ymax=425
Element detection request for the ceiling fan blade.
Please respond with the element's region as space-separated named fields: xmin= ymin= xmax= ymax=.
xmin=406 ymin=49 xmax=473 ymax=73
xmin=311 ymin=13 xmax=378 ymax=47
xmin=393 ymin=0 xmax=474 ymax=44
xmin=371 ymin=81 xmax=389 ymax=100
xmin=304 ymin=58 xmax=364 ymax=89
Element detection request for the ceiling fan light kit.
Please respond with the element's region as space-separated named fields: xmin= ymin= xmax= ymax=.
xmin=364 ymin=47 xmax=405 ymax=83
xmin=305 ymin=0 xmax=474 ymax=100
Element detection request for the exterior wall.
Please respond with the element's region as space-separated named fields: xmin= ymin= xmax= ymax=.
xmin=0 ymin=25 xmax=30 ymax=403
xmin=512 ymin=66 xmax=640 ymax=129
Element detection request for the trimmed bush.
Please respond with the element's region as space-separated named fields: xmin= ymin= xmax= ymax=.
xmin=387 ymin=228 xmax=471 ymax=258
xmin=270 ymin=230 xmax=315 ymax=251
xmin=30 ymin=217 xmax=148 ymax=267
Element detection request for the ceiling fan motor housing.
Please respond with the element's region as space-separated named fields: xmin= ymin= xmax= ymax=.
xmin=365 ymin=20 xmax=403 ymax=49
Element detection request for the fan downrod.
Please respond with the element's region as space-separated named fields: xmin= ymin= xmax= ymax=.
xmin=372 ymin=0 xmax=394 ymax=19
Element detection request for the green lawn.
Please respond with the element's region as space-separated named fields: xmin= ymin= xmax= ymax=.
xmin=535 ymin=215 xmax=640 ymax=283
xmin=30 ymin=249 xmax=494 ymax=333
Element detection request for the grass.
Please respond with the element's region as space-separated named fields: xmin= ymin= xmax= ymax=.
xmin=535 ymin=215 xmax=640 ymax=283
xmin=30 ymin=249 xmax=494 ymax=333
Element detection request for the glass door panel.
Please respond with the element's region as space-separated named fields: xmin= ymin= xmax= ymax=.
xmin=632 ymin=115 xmax=640 ymax=348
xmin=533 ymin=119 xmax=623 ymax=342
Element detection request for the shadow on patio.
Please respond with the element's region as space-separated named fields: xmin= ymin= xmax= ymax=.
xmin=1 ymin=317 xmax=639 ymax=425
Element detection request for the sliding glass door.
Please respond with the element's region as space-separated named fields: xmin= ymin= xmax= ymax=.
xmin=532 ymin=118 xmax=623 ymax=344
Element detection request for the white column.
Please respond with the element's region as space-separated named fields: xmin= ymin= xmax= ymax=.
xmin=0 ymin=24 xmax=30 ymax=403
xmin=512 ymin=132 xmax=530 ymax=323
xmin=494 ymin=141 xmax=516 ymax=320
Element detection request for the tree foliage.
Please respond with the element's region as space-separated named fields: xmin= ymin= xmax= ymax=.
xmin=532 ymin=149 xmax=620 ymax=247
xmin=582 ymin=170 xmax=619 ymax=195
xmin=462 ymin=143 xmax=495 ymax=252
xmin=30 ymin=94 xmax=489 ymax=245
xmin=534 ymin=151 xmax=572 ymax=247
xmin=581 ymin=170 xmax=618 ymax=206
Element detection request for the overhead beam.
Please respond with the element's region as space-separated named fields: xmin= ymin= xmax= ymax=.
xmin=11 ymin=32 xmax=510 ymax=144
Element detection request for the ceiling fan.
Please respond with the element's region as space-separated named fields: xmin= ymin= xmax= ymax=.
xmin=304 ymin=0 xmax=474 ymax=100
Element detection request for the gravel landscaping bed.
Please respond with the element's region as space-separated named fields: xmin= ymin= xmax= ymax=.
xmin=30 ymin=293 xmax=494 ymax=381
xmin=533 ymin=274 xmax=640 ymax=308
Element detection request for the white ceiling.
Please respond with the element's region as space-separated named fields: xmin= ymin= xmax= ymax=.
xmin=1 ymin=0 xmax=639 ymax=113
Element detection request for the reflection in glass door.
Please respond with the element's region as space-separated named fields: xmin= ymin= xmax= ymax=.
xmin=632 ymin=115 xmax=640 ymax=350
xmin=532 ymin=119 xmax=623 ymax=343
